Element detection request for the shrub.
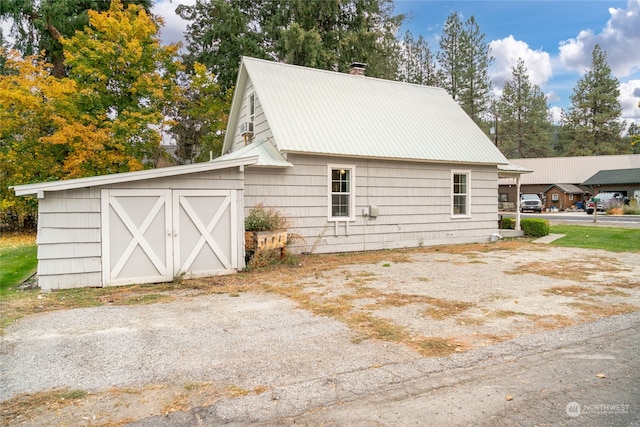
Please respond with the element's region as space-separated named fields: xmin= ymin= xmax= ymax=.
xmin=244 ymin=203 xmax=289 ymax=232
xmin=500 ymin=217 xmax=515 ymax=230
xmin=521 ymin=218 xmax=549 ymax=237
xmin=623 ymin=199 xmax=640 ymax=215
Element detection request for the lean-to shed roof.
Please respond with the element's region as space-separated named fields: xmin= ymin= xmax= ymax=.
xmin=12 ymin=157 xmax=257 ymax=196
xmin=223 ymin=57 xmax=508 ymax=166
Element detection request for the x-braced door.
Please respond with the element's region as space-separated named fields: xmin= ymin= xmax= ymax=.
xmin=102 ymin=189 xmax=173 ymax=286
xmin=101 ymin=189 xmax=238 ymax=286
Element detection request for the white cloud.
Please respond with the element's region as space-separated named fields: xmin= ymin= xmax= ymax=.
xmin=619 ymin=79 xmax=640 ymax=120
xmin=559 ymin=0 xmax=640 ymax=77
xmin=549 ymin=106 xmax=564 ymax=124
xmin=152 ymin=0 xmax=196 ymax=47
xmin=489 ymin=35 xmax=553 ymax=88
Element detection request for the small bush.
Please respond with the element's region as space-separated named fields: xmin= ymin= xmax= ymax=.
xmin=500 ymin=217 xmax=515 ymax=230
xmin=244 ymin=203 xmax=289 ymax=232
xmin=521 ymin=218 xmax=549 ymax=237
xmin=623 ymin=200 xmax=640 ymax=215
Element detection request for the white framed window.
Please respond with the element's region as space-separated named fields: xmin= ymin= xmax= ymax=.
xmin=451 ymin=170 xmax=470 ymax=217
xmin=249 ymin=93 xmax=255 ymax=123
xmin=328 ymin=164 xmax=355 ymax=221
xmin=569 ymin=194 xmax=574 ymax=201
xmin=552 ymin=193 xmax=559 ymax=201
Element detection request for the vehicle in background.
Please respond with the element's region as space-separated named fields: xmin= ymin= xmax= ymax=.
xmin=520 ymin=194 xmax=543 ymax=213
xmin=585 ymin=192 xmax=624 ymax=214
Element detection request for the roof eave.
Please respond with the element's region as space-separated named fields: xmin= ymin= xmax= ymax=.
xmin=12 ymin=156 xmax=258 ymax=196
xmin=282 ymin=150 xmax=508 ymax=166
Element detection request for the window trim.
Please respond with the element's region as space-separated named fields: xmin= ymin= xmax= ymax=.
xmin=327 ymin=164 xmax=356 ymax=221
xmin=248 ymin=93 xmax=255 ymax=124
xmin=451 ymin=170 xmax=471 ymax=218
xmin=552 ymin=193 xmax=559 ymax=201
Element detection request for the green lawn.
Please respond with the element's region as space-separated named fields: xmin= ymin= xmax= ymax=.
xmin=549 ymin=225 xmax=640 ymax=253
xmin=0 ymin=238 xmax=37 ymax=294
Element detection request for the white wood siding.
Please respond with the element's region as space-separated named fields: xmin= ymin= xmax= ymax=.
xmin=244 ymin=154 xmax=499 ymax=254
xmin=231 ymin=79 xmax=273 ymax=152
xmin=36 ymin=168 xmax=245 ymax=291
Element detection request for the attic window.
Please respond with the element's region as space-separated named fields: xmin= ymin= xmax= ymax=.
xmin=328 ymin=164 xmax=355 ymax=221
xmin=249 ymin=93 xmax=255 ymax=123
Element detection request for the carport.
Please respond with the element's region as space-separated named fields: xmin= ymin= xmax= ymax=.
xmin=12 ymin=157 xmax=257 ymax=291
xmin=498 ymin=163 xmax=533 ymax=233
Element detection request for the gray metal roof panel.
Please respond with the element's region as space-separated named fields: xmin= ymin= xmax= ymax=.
xmin=228 ymin=57 xmax=508 ymax=165
xmin=582 ymin=168 xmax=640 ymax=185
xmin=502 ymin=155 xmax=640 ymax=185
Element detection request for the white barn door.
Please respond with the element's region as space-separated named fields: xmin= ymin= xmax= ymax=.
xmin=173 ymin=190 xmax=237 ymax=279
xmin=101 ymin=189 xmax=237 ymax=286
xmin=102 ymin=189 xmax=173 ymax=286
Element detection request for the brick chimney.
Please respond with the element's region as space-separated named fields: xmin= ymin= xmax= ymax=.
xmin=349 ymin=62 xmax=367 ymax=76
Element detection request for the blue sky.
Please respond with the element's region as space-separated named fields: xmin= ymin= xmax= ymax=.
xmin=150 ymin=0 xmax=639 ymax=125
xmin=3 ymin=0 xmax=638 ymax=124
xmin=391 ymin=0 xmax=640 ymax=124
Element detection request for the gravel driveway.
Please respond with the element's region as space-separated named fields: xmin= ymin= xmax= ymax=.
xmin=1 ymin=241 xmax=639 ymax=425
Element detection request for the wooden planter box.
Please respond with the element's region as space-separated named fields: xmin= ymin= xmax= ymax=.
xmin=245 ymin=231 xmax=288 ymax=252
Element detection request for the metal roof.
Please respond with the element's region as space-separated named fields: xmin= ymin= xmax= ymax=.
xmin=582 ymin=168 xmax=640 ymax=185
xmin=499 ymin=154 xmax=640 ymax=185
xmin=12 ymin=156 xmax=258 ymax=196
xmin=214 ymin=138 xmax=292 ymax=167
xmin=223 ymin=57 xmax=508 ymax=166
xmin=543 ymin=183 xmax=586 ymax=194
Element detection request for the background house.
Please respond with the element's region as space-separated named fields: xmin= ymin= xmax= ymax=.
xmin=499 ymin=154 xmax=640 ymax=210
xmin=220 ymin=57 xmax=509 ymax=254
xmin=582 ymin=168 xmax=640 ymax=204
xmin=542 ymin=184 xmax=586 ymax=211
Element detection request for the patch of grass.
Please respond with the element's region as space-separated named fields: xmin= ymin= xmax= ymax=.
xmin=422 ymin=299 xmax=475 ymax=320
xmin=568 ymin=302 xmax=639 ymax=319
xmin=414 ymin=336 xmax=464 ymax=357
xmin=534 ymin=315 xmax=576 ymax=330
xmin=225 ymin=385 xmax=251 ymax=397
xmin=0 ymin=388 xmax=88 ymax=424
xmin=549 ymin=225 xmax=640 ymax=252
xmin=505 ymin=257 xmax=624 ymax=282
xmin=0 ymin=233 xmax=37 ymax=294
xmin=491 ymin=310 xmax=531 ymax=318
xmin=543 ymin=285 xmax=628 ymax=298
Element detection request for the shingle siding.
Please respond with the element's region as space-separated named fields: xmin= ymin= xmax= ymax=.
xmin=245 ymin=154 xmax=498 ymax=254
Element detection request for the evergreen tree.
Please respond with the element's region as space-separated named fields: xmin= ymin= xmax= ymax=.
xmin=399 ymin=30 xmax=438 ymax=86
xmin=177 ymin=0 xmax=403 ymax=92
xmin=561 ymin=45 xmax=628 ymax=155
xmin=497 ymin=59 xmax=552 ymax=158
xmin=437 ymin=13 xmax=493 ymax=123
xmin=626 ymin=121 xmax=640 ymax=154
xmin=0 ymin=0 xmax=151 ymax=78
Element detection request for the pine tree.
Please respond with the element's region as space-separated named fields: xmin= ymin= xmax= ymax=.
xmin=438 ymin=13 xmax=493 ymax=123
xmin=561 ymin=45 xmax=628 ymax=155
xmin=497 ymin=59 xmax=552 ymax=158
xmin=399 ymin=30 xmax=438 ymax=86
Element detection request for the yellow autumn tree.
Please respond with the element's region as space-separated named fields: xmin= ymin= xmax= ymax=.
xmin=61 ymin=0 xmax=181 ymax=172
xmin=0 ymin=50 xmax=72 ymax=218
xmin=1 ymin=1 xmax=181 ymax=225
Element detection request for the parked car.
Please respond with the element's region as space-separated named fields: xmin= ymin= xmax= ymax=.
xmin=520 ymin=194 xmax=543 ymax=213
xmin=585 ymin=192 xmax=624 ymax=214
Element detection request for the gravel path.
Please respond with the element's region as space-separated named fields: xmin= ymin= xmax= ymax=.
xmin=1 ymin=243 xmax=639 ymax=425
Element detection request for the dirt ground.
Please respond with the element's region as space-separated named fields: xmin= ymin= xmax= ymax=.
xmin=1 ymin=240 xmax=640 ymax=426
